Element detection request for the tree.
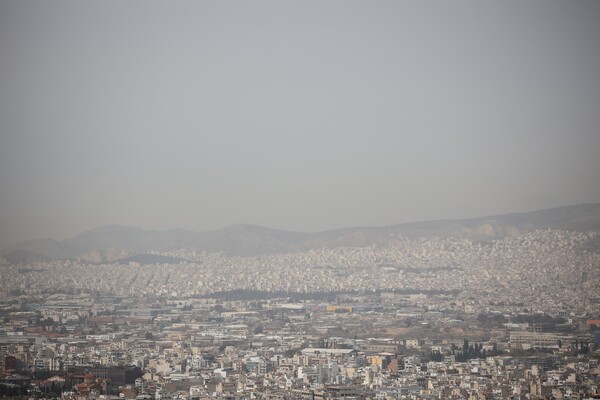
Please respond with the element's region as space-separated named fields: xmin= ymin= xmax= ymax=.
xmin=212 ymin=304 xmax=224 ymax=313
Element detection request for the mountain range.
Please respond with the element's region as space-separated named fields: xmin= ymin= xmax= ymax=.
xmin=2 ymin=203 xmax=600 ymax=264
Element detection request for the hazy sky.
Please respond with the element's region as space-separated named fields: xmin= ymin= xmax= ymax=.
xmin=1 ymin=1 xmax=599 ymax=247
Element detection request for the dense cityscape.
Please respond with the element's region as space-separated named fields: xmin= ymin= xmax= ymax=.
xmin=3 ymin=0 xmax=600 ymax=398
xmin=1 ymin=228 xmax=600 ymax=399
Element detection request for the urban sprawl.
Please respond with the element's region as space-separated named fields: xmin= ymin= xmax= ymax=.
xmin=1 ymin=229 xmax=600 ymax=399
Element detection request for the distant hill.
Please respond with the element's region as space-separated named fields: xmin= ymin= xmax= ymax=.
xmin=2 ymin=203 xmax=599 ymax=263
xmin=0 ymin=238 xmax=80 ymax=263
xmin=114 ymin=254 xmax=186 ymax=265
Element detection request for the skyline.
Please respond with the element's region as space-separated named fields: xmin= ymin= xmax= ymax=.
xmin=1 ymin=1 xmax=600 ymax=248
xmin=2 ymin=202 xmax=598 ymax=254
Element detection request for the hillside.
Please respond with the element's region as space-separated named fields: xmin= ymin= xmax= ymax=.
xmin=2 ymin=203 xmax=599 ymax=263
